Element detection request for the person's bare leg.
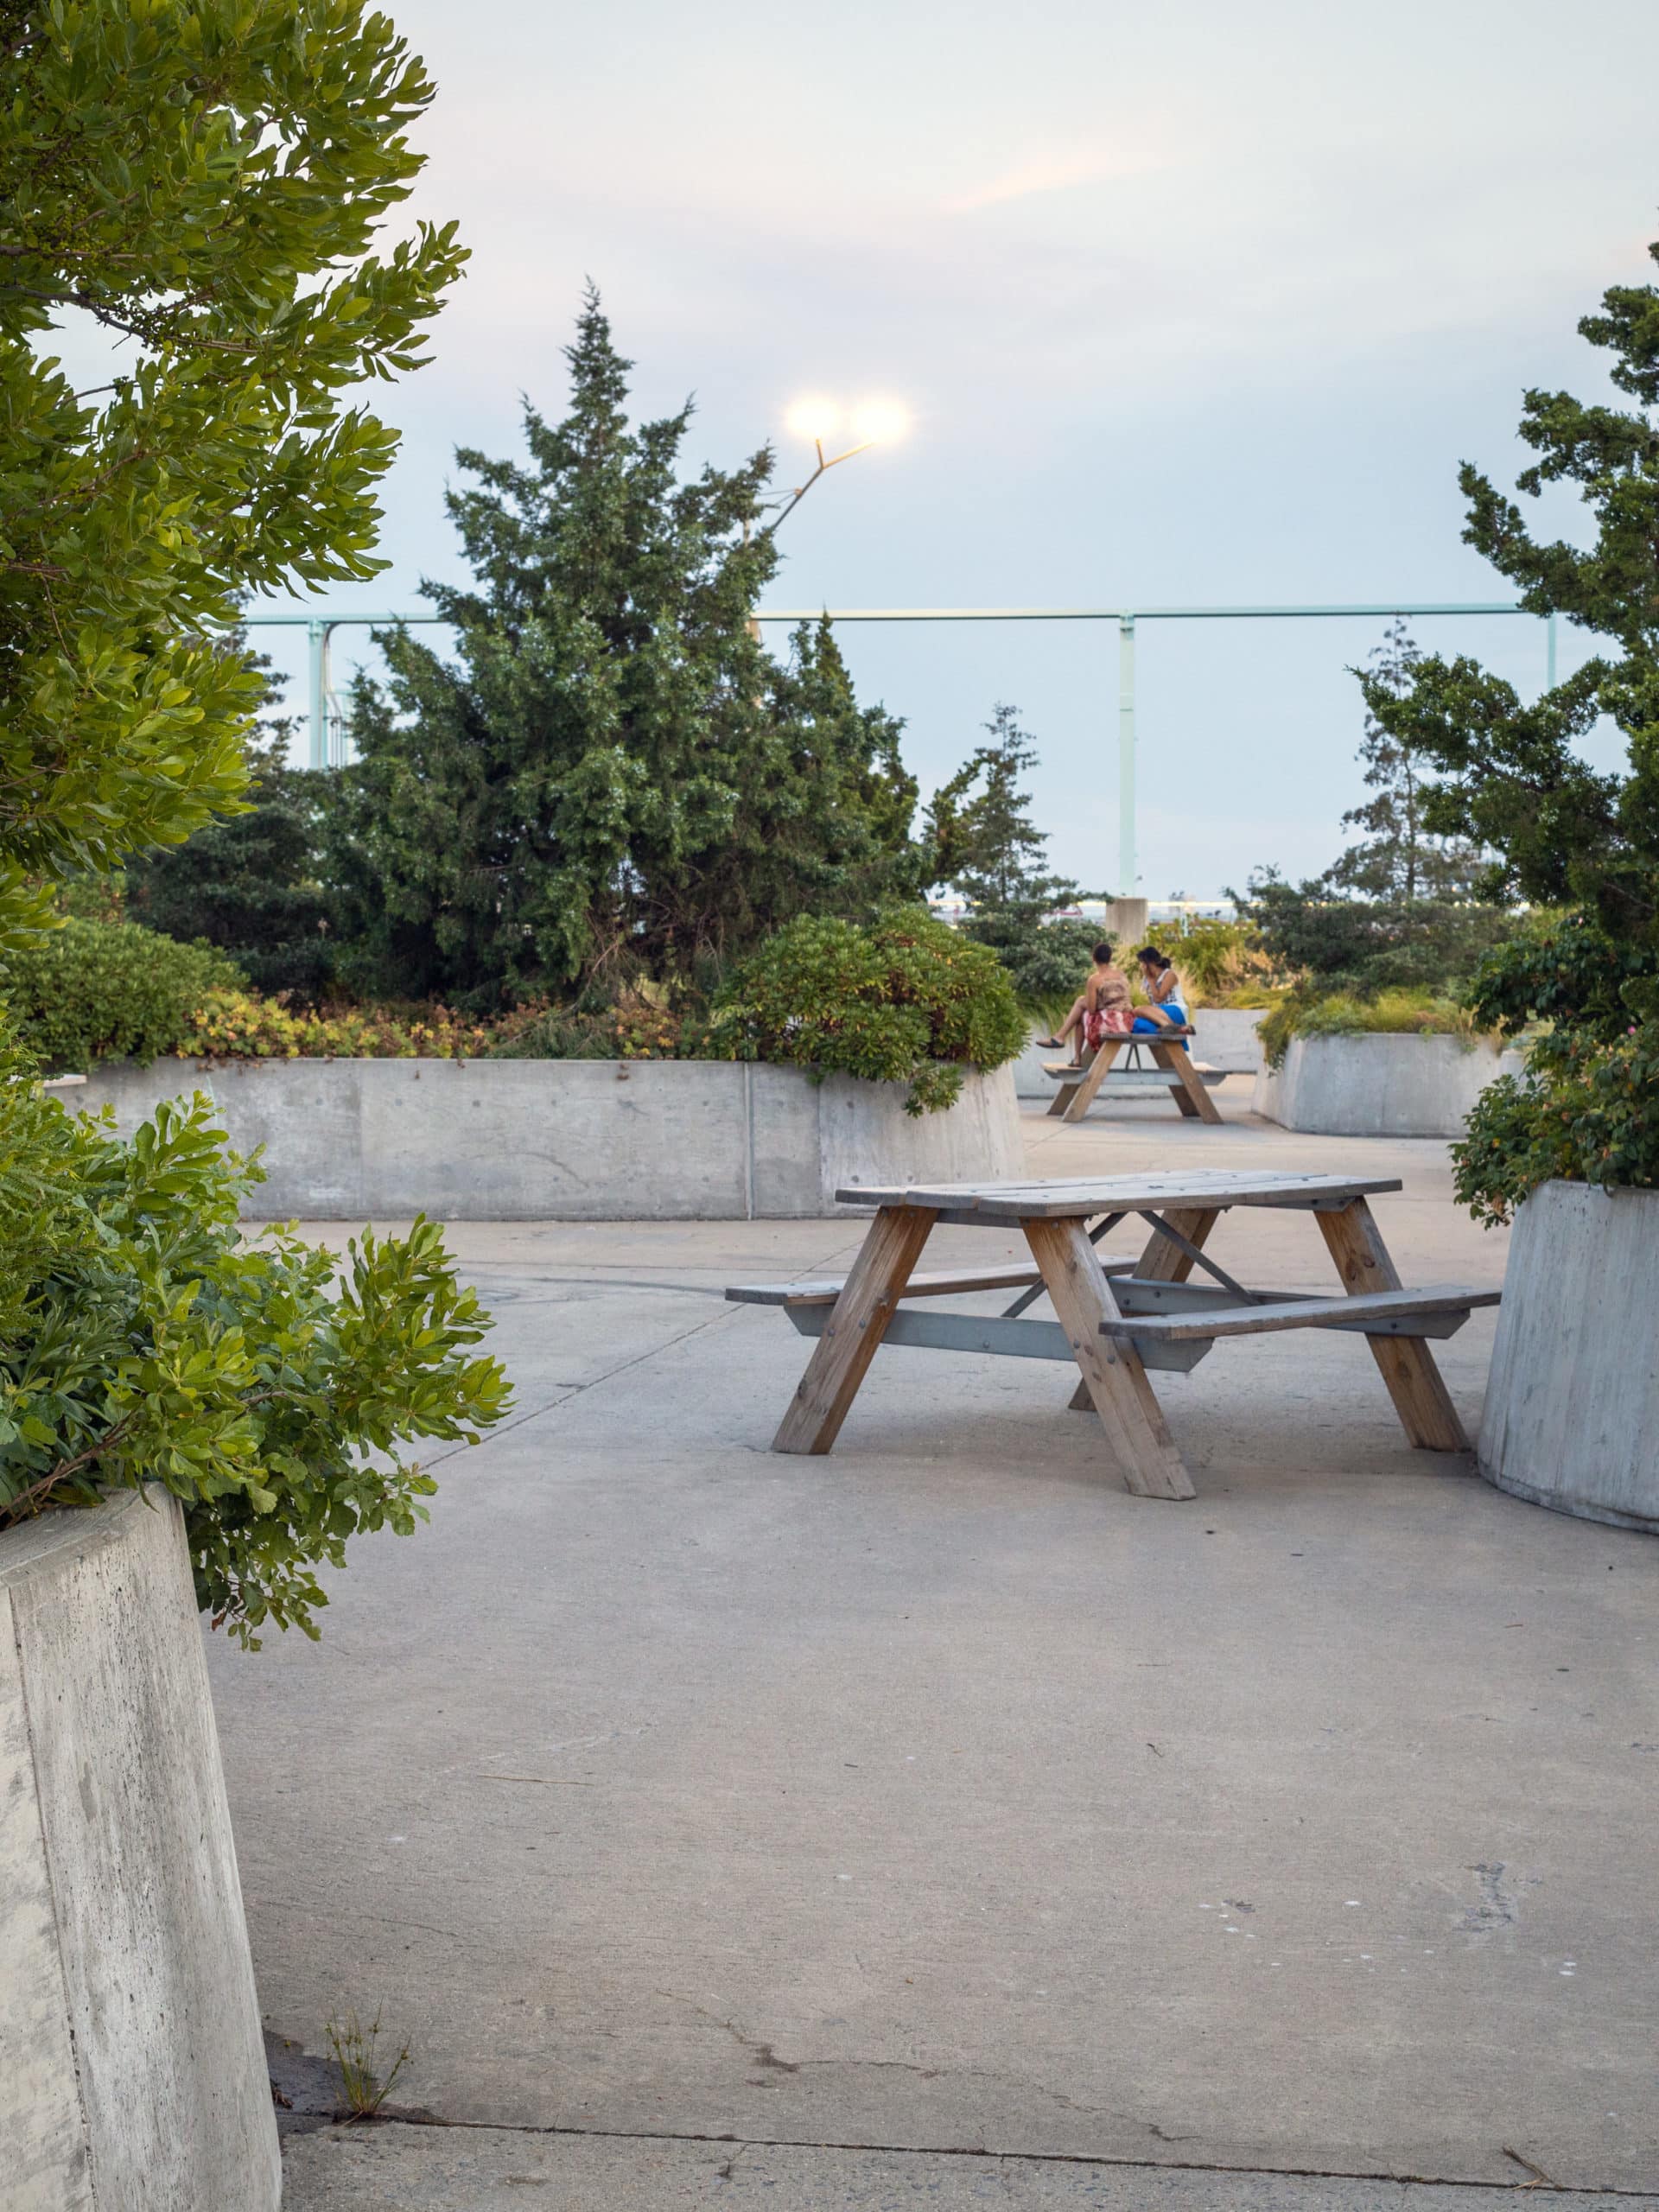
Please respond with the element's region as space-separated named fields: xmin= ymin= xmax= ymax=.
xmin=1040 ymin=995 xmax=1088 ymax=1056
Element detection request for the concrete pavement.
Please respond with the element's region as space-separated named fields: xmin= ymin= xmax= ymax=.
xmin=207 ymin=1089 xmax=1659 ymax=2206
xmin=281 ymin=2124 xmax=1658 ymax=2209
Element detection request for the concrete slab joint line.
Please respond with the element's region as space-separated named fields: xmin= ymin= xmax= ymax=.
xmin=275 ymin=2116 xmax=1659 ymax=2208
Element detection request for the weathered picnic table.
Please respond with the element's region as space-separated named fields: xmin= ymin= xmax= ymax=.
xmin=727 ymin=1172 xmax=1499 ymax=1501
xmin=1043 ymin=1026 xmax=1226 ymax=1124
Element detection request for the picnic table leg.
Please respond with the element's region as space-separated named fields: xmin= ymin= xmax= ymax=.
xmin=1028 ymin=1217 xmax=1195 ymax=1499
xmin=1059 ymin=1037 xmax=1127 ymax=1124
xmin=1150 ymin=1039 xmax=1224 ymax=1124
xmin=772 ymin=1205 xmax=938 ymax=1455
xmin=1316 ymin=1198 xmax=1469 ymax=1452
xmin=1069 ymin=1206 xmax=1221 ymax=1408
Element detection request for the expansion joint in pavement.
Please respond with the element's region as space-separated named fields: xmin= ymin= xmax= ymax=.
xmin=289 ymin=2110 xmax=1652 ymax=2198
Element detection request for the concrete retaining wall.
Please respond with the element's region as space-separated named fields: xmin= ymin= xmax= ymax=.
xmin=78 ymin=1057 xmax=1025 ymax=1220
xmin=1191 ymin=1007 xmax=1268 ymax=1075
xmin=1252 ymin=1033 xmax=1525 ymax=1138
xmin=0 ymin=1490 xmax=280 ymax=2212
xmin=1479 ymin=1179 xmax=1659 ymax=1532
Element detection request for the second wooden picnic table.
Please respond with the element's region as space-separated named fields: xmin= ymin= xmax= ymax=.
xmin=728 ymin=1172 xmax=1499 ymax=1502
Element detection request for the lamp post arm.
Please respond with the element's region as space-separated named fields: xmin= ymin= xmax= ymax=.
xmin=761 ymin=437 xmax=874 ymax=537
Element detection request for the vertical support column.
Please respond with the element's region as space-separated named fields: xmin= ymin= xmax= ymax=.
xmin=308 ymin=618 xmax=328 ymax=769
xmin=1117 ymin=614 xmax=1136 ymax=896
xmin=321 ymin=622 xmax=340 ymax=766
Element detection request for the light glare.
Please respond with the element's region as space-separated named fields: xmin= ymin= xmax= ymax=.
xmin=785 ymin=396 xmax=842 ymax=443
xmin=851 ymin=399 xmax=910 ymax=446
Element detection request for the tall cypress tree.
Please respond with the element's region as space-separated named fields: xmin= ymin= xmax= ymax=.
xmin=341 ymin=294 xmax=923 ymax=1004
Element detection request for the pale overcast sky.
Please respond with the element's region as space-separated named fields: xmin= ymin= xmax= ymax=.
xmin=249 ymin=0 xmax=1659 ymax=896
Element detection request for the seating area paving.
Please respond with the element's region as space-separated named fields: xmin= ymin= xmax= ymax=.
xmin=235 ymin=1085 xmax=1659 ymax=2208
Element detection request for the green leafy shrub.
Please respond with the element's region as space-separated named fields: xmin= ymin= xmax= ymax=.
xmin=957 ymin=911 xmax=1101 ymax=1024
xmin=1258 ymin=988 xmax=1478 ymax=1068
xmin=0 ymin=1058 xmax=510 ymax=1643
xmin=1450 ymin=913 xmax=1657 ymax=1222
xmin=0 ymin=0 xmax=483 ymax=1639
xmin=1234 ymin=874 xmax=1514 ymax=997
xmin=1455 ymin=1029 xmax=1658 ymax=1225
xmin=4 ymin=919 xmax=240 ymax=1072
xmin=712 ymin=910 xmax=1027 ymax=1114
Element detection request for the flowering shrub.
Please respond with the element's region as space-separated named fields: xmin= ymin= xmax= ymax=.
xmin=177 ymin=988 xmax=497 ymax=1061
xmin=711 ymin=909 xmax=1027 ymax=1114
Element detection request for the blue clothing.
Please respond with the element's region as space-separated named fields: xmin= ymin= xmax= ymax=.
xmin=1132 ymin=1001 xmax=1187 ymax=1034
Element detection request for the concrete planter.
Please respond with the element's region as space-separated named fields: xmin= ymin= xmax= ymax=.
xmin=1 ymin=1489 xmax=279 ymax=2212
xmin=78 ymin=1057 xmax=1024 ymax=1221
xmin=1479 ymin=1180 xmax=1659 ymax=1532
xmin=1191 ymin=1007 xmax=1268 ymax=1075
xmin=1252 ymin=1033 xmax=1526 ymax=1138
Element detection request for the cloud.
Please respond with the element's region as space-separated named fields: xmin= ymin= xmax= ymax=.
xmin=943 ymin=145 xmax=1160 ymax=214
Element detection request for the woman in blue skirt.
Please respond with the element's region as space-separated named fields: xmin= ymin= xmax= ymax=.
xmin=1131 ymin=946 xmax=1189 ymax=1034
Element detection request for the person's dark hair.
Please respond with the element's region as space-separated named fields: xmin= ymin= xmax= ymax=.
xmin=1092 ymin=939 xmax=1116 ymax=964
xmin=1135 ymin=944 xmax=1172 ymax=970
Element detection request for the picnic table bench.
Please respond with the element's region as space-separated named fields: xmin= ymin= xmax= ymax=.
xmin=1043 ymin=1027 xmax=1225 ymax=1124
xmin=727 ymin=1172 xmax=1498 ymax=1501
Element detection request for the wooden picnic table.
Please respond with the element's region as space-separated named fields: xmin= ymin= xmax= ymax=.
xmin=728 ymin=1172 xmax=1499 ymax=1502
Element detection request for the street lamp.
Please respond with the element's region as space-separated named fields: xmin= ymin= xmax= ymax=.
xmin=764 ymin=396 xmax=909 ymax=533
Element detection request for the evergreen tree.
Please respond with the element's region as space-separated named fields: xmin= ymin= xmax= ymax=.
xmin=340 ymin=295 xmax=924 ymax=1005
xmin=1363 ymin=226 xmax=1659 ymax=1214
xmin=124 ymin=642 xmax=338 ymax=998
xmin=926 ymin=703 xmax=1080 ymax=911
xmin=927 ymin=704 xmax=1095 ymax=1009
xmin=1326 ymin=621 xmax=1482 ymax=900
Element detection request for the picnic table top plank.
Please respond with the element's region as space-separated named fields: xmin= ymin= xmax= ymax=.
xmin=836 ymin=1172 xmax=1403 ymax=1219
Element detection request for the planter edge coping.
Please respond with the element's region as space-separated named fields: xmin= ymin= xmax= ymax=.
xmin=0 ymin=1483 xmax=151 ymax=1590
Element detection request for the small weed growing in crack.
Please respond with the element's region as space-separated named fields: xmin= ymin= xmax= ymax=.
xmin=326 ymin=2010 xmax=410 ymax=2120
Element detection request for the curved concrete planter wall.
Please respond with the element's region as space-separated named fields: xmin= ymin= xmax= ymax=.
xmin=77 ymin=1058 xmax=1025 ymax=1220
xmin=1479 ymin=1180 xmax=1659 ymax=1532
xmin=1252 ymin=1033 xmax=1525 ymax=1138
xmin=1 ymin=1490 xmax=279 ymax=2212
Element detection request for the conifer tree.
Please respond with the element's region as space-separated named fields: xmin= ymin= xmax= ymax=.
xmin=1364 ymin=227 xmax=1659 ymax=1213
xmin=926 ymin=703 xmax=1094 ymax=1008
xmin=341 ymin=296 xmax=924 ymax=1003
xmin=926 ymin=703 xmax=1080 ymax=911
xmin=124 ymin=644 xmax=337 ymax=998
xmin=1327 ymin=622 xmax=1482 ymax=901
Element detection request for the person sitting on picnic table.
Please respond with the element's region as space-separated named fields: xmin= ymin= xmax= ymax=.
xmin=1131 ymin=944 xmax=1190 ymax=1033
xmin=1038 ymin=939 xmax=1134 ymax=1064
